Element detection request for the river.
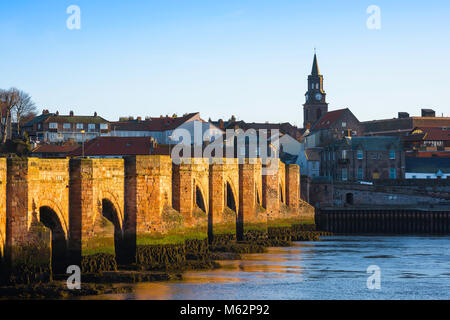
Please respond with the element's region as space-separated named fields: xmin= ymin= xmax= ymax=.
xmin=87 ymin=236 xmax=450 ymax=300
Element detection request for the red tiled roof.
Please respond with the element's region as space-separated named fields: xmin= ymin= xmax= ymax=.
xmin=68 ymin=137 xmax=158 ymax=157
xmin=406 ymin=151 xmax=450 ymax=158
xmin=414 ymin=127 xmax=450 ymax=141
xmin=110 ymin=113 xmax=200 ymax=132
xmin=32 ymin=144 xmax=79 ymax=154
xmin=311 ymin=109 xmax=347 ymax=130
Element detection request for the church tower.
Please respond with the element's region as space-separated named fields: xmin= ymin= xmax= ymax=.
xmin=303 ymin=53 xmax=328 ymax=129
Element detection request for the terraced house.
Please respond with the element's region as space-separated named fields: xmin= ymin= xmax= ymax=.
xmin=22 ymin=110 xmax=110 ymax=143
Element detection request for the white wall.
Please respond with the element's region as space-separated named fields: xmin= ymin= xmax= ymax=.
xmin=279 ymin=134 xmax=302 ymax=155
xmin=405 ymin=172 xmax=449 ymax=179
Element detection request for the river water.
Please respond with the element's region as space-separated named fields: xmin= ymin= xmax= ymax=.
xmin=90 ymin=236 xmax=450 ymax=300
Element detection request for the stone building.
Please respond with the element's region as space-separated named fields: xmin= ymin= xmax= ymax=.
xmin=362 ymin=109 xmax=450 ymax=137
xmin=304 ymin=108 xmax=362 ymax=148
xmin=321 ymin=136 xmax=405 ymax=181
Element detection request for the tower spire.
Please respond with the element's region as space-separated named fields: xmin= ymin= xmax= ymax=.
xmin=311 ymin=53 xmax=319 ymax=76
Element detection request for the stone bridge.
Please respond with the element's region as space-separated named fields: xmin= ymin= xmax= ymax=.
xmin=0 ymin=156 xmax=310 ymax=273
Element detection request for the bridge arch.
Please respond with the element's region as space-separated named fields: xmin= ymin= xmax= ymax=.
xmin=39 ymin=205 xmax=68 ymax=274
xmin=195 ymin=183 xmax=207 ymax=214
xmin=101 ymin=197 xmax=127 ymax=263
xmin=225 ymin=179 xmax=238 ymax=214
xmin=37 ymin=199 xmax=68 ymax=239
xmin=99 ymin=190 xmax=124 ymax=231
xmin=279 ymin=184 xmax=285 ymax=203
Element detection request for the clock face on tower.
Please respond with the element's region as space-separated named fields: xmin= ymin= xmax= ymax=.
xmin=315 ymin=93 xmax=323 ymax=101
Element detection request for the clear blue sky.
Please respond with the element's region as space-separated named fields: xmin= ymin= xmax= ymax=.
xmin=1 ymin=0 xmax=449 ymax=127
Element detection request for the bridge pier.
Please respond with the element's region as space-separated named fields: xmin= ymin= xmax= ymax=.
xmin=262 ymin=160 xmax=281 ymax=223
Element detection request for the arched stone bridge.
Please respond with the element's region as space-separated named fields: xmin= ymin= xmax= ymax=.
xmin=0 ymin=156 xmax=307 ymax=269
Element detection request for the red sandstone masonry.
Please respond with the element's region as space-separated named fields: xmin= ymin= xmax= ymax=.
xmin=262 ymin=159 xmax=282 ymax=221
xmin=2 ymin=156 xmax=306 ymax=262
xmin=172 ymin=158 xmax=210 ymax=227
xmin=239 ymin=159 xmax=265 ymax=224
xmin=6 ymin=158 xmax=70 ymax=247
xmin=286 ymin=164 xmax=300 ymax=211
xmin=125 ymin=155 xmax=172 ymax=235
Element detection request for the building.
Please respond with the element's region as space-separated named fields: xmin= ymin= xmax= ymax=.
xmin=110 ymin=112 xmax=222 ymax=145
xmin=321 ymin=136 xmax=405 ymax=181
xmin=303 ymin=54 xmax=329 ymax=129
xmin=403 ymin=126 xmax=450 ymax=152
xmin=304 ymin=108 xmax=362 ymax=148
xmin=22 ymin=110 xmax=110 ymax=143
xmin=362 ymin=109 xmax=450 ymax=137
xmin=30 ymin=144 xmax=80 ymax=158
xmin=68 ymin=136 xmax=169 ymax=159
xmin=405 ymin=157 xmax=450 ymax=179
xmin=296 ymin=147 xmax=321 ymax=178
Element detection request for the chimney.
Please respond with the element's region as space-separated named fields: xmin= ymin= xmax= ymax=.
xmin=421 ymin=109 xmax=435 ymax=117
xmin=398 ymin=112 xmax=409 ymax=119
xmin=94 ymin=112 xmax=98 ymax=117
xmin=55 ymin=111 xmax=59 ymax=116
xmin=137 ymin=117 xmax=142 ymax=121
xmin=69 ymin=111 xmax=74 ymax=117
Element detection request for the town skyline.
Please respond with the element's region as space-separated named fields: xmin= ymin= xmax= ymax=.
xmin=1 ymin=1 xmax=449 ymax=127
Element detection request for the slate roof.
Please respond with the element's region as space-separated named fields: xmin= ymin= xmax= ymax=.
xmin=68 ymin=137 xmax=157 ymax=157
xmin=110 ymin=113 xmax=200 ymax=132
xmin=344 ymin=136 xmax=402 ymax=151
xmin=406 ymin=157 xmax=450 ymax=173
xmin=31 ymin=144 xmax=79 ymax=154
xmin=311 ymin=109 xmax=347 ymax=131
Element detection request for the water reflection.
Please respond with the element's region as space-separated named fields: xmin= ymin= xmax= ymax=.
xmin=85 ymin=236 xmax=450 ymax=300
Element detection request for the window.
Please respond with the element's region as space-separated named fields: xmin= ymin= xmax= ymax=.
xmin=312 ymin=83 xmax=314 ymax=89
xmin=342 ymin=150 xmax=348 ymax=159
xmin=371 ymin=153 xmax=377 ymax=160
xmin=357 ymin=150 xmax=363 ymax=160
xmin=357 ymin=168 xmax=364 ymax=180
xmin=63 ymin=123 xmax=71 ymax=129
xmin=316 ymin=83 xmax=319 ymax=89
xmin=76 ymin=123 xmax=84 ymax=130
xmin=390 ymin=150 xmax=396 ymax=160
xmin=49 ymin=123 xmax=57 ymax=129
xmin=389 ymin=168 xmax=396 ymax=179
xmin=342 ymin=122 xmax=347 ymax=128
xmin=88 ymin=124 xmax=96 ymax=131
xmin=100 ymin=123 xmax=108 ymax=130
xmin=342 ymin=168 xmax=348 ymax=181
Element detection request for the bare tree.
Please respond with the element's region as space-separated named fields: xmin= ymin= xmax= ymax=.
xmin=12 ymin=90 xmax=37 ymax=135
xmin=0 ymin=88 xmax=20 ymax=143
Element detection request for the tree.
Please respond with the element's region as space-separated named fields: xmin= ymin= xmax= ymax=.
xmin=0 ymin=88 xmax=20 ymax=143
xmin=12 ymin=89 xmax=37 ymax=136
